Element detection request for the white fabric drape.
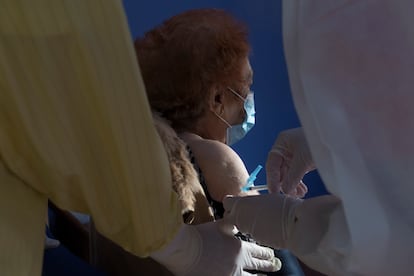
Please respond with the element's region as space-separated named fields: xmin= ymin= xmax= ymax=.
xmin=283 ymin=1 xmax=414 ymax=275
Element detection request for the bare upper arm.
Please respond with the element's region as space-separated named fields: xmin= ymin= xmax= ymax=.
xmin=184 ymin=138 xmax=257 ymax=202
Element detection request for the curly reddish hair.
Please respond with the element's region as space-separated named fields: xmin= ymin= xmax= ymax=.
xmin=135 ymin=9 xmax=250 ymax=131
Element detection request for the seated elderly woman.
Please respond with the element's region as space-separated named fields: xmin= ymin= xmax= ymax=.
xmin=46 ymin=8 xmax=324 ymax=276
xmin=134 ymin=8 xmax=305 ymax=275
xmin=47 ymin=8 xmax=308 ymax=276
xmin=135 ymin=9 xmax=257 ymax=219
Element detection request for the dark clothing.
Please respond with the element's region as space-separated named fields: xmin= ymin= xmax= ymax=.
xmin=187 ymin=146 xmax=225 ymax=219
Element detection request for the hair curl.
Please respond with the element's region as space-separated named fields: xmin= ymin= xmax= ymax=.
xmin=135 ymin=9 xmax=250 ymax=131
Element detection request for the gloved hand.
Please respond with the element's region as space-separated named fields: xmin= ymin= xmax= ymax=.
xmin=223 ymin=194 xmax=343 ymax=257
xmin=151 ymin=221 xmax=281 ymax=275
xmin=266 ymin=128 xmax=314 ymax=197
xmin=223 ymin=194 xmax=302 ymax=250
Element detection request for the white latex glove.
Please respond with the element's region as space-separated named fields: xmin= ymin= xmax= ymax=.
xmin=151 ymin=221 xmax=281 ymax=276
xmin=266 ymin=128 xmax=314 ymax=197
xmin=223 ymin=194 xmax=343 ymax=257
xmin=223 ymin=194 xmax=301 ymax=249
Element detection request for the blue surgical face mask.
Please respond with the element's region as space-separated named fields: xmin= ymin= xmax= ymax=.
xmin=214 ymin=87 xmax=256 ymax=145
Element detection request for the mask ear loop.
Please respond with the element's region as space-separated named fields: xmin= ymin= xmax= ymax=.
xmin=212 ymin=110 xmax=231 ymax=128
xmin=227 ymin=87 xmax=246 ymax=102
xmin=227 ymin=87 xmax=247 ymax=122
xmin=227 ymin=87 xmax=254 ymax=105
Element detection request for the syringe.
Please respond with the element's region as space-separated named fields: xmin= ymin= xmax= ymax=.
xmin=245 ymin=184 xmax=268 ymax=192
xmin=242 ymin=165 xmax=263 ymax=192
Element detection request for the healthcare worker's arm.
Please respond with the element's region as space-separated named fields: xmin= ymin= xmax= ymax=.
xmin=0 ymin=1 xmax=280 ymax=275
xmin=0 ymin=1 xmax=181 ymax=274
xmin=283 ymin=0 xmax=414 ymax=274
xmin=225 ymin=1 xmax=414 ymax=275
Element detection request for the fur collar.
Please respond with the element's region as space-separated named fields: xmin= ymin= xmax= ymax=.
xmin=152 ymin=111 xmax=214 ymax=224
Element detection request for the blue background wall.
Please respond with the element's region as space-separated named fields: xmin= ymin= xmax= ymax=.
xmin=122 ymin=0 xmax=328 ymax=198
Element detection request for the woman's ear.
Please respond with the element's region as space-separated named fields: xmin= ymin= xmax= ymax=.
xmin=209 ymin=89 xmax=225 ymax=115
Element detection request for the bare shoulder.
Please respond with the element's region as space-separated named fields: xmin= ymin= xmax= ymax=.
xmin=180 ymin=133 xmax=250 ymax=202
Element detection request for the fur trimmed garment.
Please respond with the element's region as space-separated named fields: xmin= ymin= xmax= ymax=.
xmin=152 ymin=111 xmax=214 ymax=225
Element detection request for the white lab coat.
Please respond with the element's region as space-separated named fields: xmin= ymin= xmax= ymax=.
xmin=283 ymin=1 xmax=414 ymax=275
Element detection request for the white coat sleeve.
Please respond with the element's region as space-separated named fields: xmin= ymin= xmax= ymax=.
xmin=282 ymin=1 xmax=414 ymax=275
